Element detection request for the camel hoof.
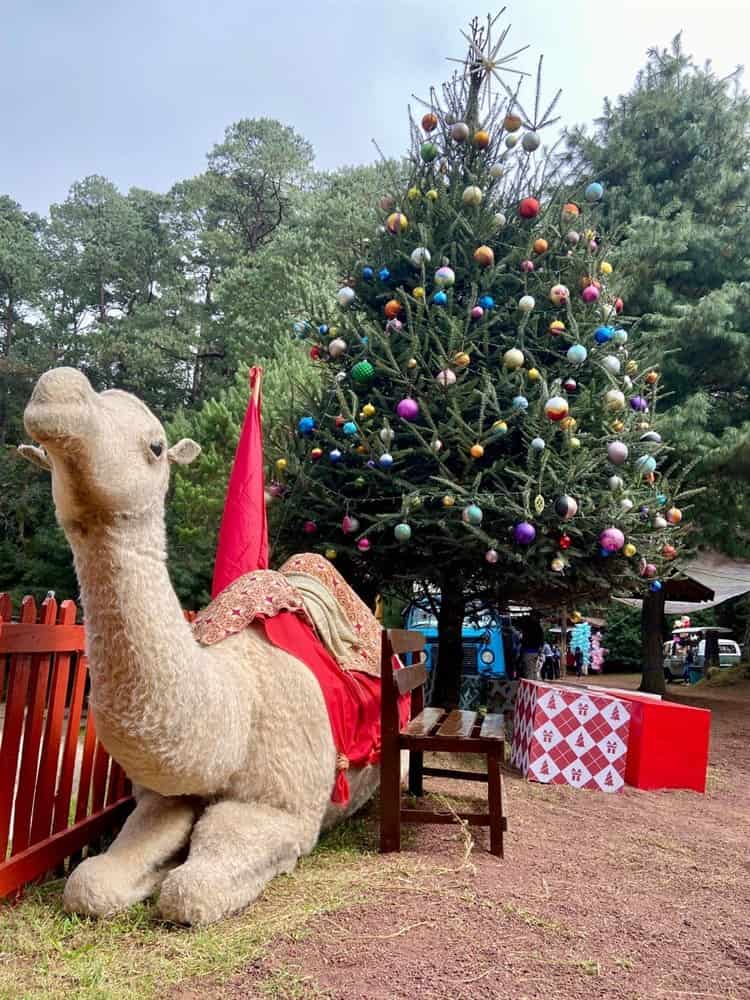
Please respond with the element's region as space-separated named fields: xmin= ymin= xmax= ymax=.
xmin=63 ymin=855 xmax=164 ymax=918
xmin=158 ymin=868 xmax=231 ymax=926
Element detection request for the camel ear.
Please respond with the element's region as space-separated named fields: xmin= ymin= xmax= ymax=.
xmin=168 ymin=439 xmax=201 ymax=466
xmin=17 ymin=444 xmax=51 ymax=471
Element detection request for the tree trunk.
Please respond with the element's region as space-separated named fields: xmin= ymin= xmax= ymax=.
xmin=640 ymin=588 xmax=667 ymax=695
xmin=430 ymin=583 xmax=466 ymax=708
xmin=559 ymin=604 xmax=568 ymax=678
xmin=704 ymin=629 xmax=720 ymax=677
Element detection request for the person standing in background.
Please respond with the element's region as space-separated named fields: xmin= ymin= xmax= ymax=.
xmin=519 ymin=613 xmax=544 ymax=679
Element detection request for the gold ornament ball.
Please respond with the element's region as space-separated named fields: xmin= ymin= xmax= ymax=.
xmin=462 ymin=185 xmax=483 ymax=207
xmin=533 ymin=238 xmax=549 ymax=254
xmin=549 ymin=319 xmax=566 ymax=335
xmin=612 ymin=419 xmax=625 ymax=432
xmin=454 ymin=351 xmax=471 ymax=368
xmin=569 ymin=436 xmax=581 ymax=449
xmin=600 ymin=261 xmax=613 ymax=275
xmin=626 ymin=360 xmax=638 ymax=375
xmin=527 ymin=367 xmax=540 ymax=381
xmin=561 ymin=416 xmax=577 ymax=431
xmin=549 ymin=284 xmax=569 ymax=307
xmin=362 ymin=403 xmax=376 ymax=418
xmin=473 ymin=129 xmax=490 ymax=149
xmin=356 ymin=444 xmax=368 ymax=455
xmin=470 ymin=443 xmax=485 ymax=459
xmin=442 ymin=495 xmax=455 ymax=507
xmin=386 ymin=212 xmax=408 ymax=234
xmin=275 ymin=458 xmax=288 ymax=471
xmin=325 ymin=548 xmax=338 ymax=560
xmin=623 ymin=543 xmax=637 ymax=558
xmin=473 ymin=245 xmax=495 ymax=267
xmin=413 ymin=286 xmax=425 ymax=300
xmin=407 ymin=186 xmax=421 ymax=201
xmin=492 ymin=420 xmax=508 ymax=434
xmin=504 ymin=113 xmax=522 ymax=132
xmin=426 ymin=189 xmax=438 ymax=202
xmin=503 ymin=347 xmax=525 ymax=370
xmin=406 ymin=358 xmax=418 ymax=369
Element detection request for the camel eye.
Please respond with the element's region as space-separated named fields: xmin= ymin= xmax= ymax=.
xmin=149 ymin=441 xmax=164 ymax=458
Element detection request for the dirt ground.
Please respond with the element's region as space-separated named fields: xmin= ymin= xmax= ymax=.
xmin=175 ymin=674 xmax=750 ymax=1000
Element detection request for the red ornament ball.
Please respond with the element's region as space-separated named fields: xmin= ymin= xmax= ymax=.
xmin=309 ymin=346 xmax=321 ymax=360
xmin=519 ymin=197 xmax=540 ymax=219
xmin=303 ymin=520 xmax=317 ymax=534
xmin=559 ymin=534 xmax=572 ymax=550
xmin=421 ymin=112 xmax=438 ymax=132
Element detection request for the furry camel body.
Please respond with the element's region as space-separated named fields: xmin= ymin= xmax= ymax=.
xmin=21 ymin=367 xmax=380 ymax=924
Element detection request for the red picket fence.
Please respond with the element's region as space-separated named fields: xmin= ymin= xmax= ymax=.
xmin=0 ymin=594 xmax=134 ymax=898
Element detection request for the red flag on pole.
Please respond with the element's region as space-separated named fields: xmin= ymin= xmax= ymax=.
xmin=211 ymin=366 xmax=269 ymax=598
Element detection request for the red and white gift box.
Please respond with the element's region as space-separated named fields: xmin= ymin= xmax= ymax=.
xmin=511 ymin=679 xmax=631 ymax=793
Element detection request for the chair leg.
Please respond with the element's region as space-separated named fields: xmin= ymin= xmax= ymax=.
xmin=487 ymin=749 xmax=504 ymax=858
xmin=379 ymin=739 xmax=402 ymax=853
xmin=408 ymin=750 xmax=424 ymax=797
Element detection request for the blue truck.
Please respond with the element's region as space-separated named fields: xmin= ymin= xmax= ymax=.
xmin=403 ymin=599 xmax=508 ymax=683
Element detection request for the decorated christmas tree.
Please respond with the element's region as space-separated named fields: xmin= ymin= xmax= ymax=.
xmin=270 ymin=13 xmax=691 ymax=704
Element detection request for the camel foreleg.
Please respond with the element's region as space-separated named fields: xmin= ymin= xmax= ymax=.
xmin=63 ymin=789 xmax=200 ymax=917
xmin=157 ymin=799 xmax=320 ymax=925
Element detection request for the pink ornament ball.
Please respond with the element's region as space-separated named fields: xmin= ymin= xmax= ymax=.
xmin=396 ymin=397 xmax=420 ymax=421
xmin=599 ymin=527 xmax=625 ymax=552
xmin=520 ymin=259 xmax=535 ymax=273
xmin=582 ymin=284 xmax=600 ymax=303
xmin=485 ymin=548 xmax=499 ymax=564
xmin=303 ymin=520 xmax=317 ymax=535
xmin=341 ymin=514 xmax=360 ymax=534
xmin=607 ymin=441 xmax=629 ymax=465
xmin=386 ymin=318 xmax=403 ymax=333
xmin=641 ymin=561 xmax=657 ymax=578
xmin=471 ymin=305 xmax=484 ymax=320
xmin=513 ymin=521 xmax=536 ymax=545
xmin=357 ymin=538 xmax=371 ymax=553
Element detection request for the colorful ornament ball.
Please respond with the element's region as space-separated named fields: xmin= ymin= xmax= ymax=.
xmin=396 ymin=398 xmax=419 ymax=421
xmin=519 ymin=197 xmax=540 ymax=219
xmin=514 ymin=521 xmax=536 ymax=544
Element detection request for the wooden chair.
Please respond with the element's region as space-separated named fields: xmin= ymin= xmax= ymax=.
xmin=379 ymin=628 xmax=507 ymax=857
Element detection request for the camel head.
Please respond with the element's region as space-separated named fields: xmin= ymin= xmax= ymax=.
xmin=21 ymin=367 xmax=200 ymax=529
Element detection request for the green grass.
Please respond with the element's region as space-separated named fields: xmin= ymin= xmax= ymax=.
xmin=0 ymin=816 xmax=411 ymax=1000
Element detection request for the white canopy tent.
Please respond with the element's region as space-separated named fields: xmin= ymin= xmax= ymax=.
xmin=615 ymin=550 xmax=750 ymax=614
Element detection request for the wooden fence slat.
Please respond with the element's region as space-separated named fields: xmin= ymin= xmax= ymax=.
xmin=0 ymin=798 xmax=133 ymax=899
xmin=0 ymin=597 xmax=38 ymax=859
xmin=91 ymin=743 xmax=110 ymax=815
xmin=0 ymin=594 xmax=11 ymax=711
xmin=30 ymin=602 xmax=76 ymax=845
xmin=0 ymin=623 xmax=86 ymax=654
xmin=12 ymin=600 xmax=57 ymax=856
xmin=75 ymin=706 xmax=98 ymax=824
xmin=52 ymin=654 xmax=87 ymax=834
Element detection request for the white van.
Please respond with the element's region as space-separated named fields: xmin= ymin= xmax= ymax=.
xmin=663 ymin=636 xmax=741 ymax=681
xmin=694 ymin=639 xmax=741 ymax=669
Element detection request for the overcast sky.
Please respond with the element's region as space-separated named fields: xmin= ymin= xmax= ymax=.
xmin=4 ymin=1 xmax=749 ymax=215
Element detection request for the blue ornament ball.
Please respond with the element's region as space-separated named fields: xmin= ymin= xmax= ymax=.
xmin=636 ymin=454 xmax=657 ymax=475
xmin=378 ymin=453 xmax=394 ymax=468
xmin=650 ymin=580 xmax=663 ymax=592
xmin=329 ymin=448 xmax=342 ymax=463
xmin=433 ymin=291 xmax=448 ymax=306
xmin=298 ymin=416 xmax=316 ymax=435
xmin=567 ymin=344 xmax=588 ymax=365
xmin=318 ymin=324 xmax=329 ymax=335
xmin=512 ymin=395 xmax=529 ymax=411
xmin=531 ymin=437 xmax=546 ymax=451
xmin=478 ymin=294 xmax=495 ymax=310
xmin=362 ymin=266 xmax=374 ymax=280
xmin=462 ymin=504 xmax=483 ymax=526
xmin=378 ymin=267 xmax=391 ymax=281
xmin=657 ymin=493 xmax=667 ymax=505
xmin=343 ymin=421 xmax=358 ymax=436
xmin=585 ymin=181 xmax=604 ymax=202
xmin=594 ymin=325 xmax=615 ymax=344
xmin=613 ymin=328 xmax=628 ymax=345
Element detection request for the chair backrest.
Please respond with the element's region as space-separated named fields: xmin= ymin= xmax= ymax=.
xmin=380 ymin=629 xmax=428 ymax=737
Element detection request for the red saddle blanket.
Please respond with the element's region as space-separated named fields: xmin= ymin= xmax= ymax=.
xmin=262 ymin=611 xmax=409 ymax=805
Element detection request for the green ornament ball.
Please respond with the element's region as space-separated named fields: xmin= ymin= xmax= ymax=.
xmin=394 ymin=522 xmax=412 ymax=542
xmin=351 ymin=360 xmax=375 ymax=383
xmin=420 ymin=142 xmax=438 ymax=162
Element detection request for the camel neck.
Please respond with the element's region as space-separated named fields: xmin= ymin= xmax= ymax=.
xmin=69 ymin=511 xmax=199 ymax=715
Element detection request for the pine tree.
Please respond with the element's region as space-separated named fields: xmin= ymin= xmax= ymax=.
xmin=565 ymin=36 xmax=750 ymax=557
xmin=272 ymin=17 xmax=691 ymax=703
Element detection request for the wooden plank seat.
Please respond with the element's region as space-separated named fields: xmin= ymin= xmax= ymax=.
xmin=379 ymin=629 xmax=508 ymax=858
